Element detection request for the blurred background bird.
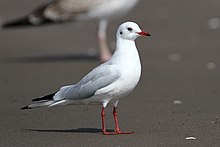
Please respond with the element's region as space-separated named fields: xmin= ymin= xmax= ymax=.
xmin=1 ymin=0 xmax=139 ymax=62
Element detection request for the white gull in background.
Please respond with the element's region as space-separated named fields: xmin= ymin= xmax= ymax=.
xmin=21 ymin=21 xmax=151 ymax=135
xmin=2 ymin=0 xmax=140 ymax=62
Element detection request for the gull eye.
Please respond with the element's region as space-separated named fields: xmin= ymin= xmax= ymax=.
xmin=127 ymin=27 xmax=133 ymax=32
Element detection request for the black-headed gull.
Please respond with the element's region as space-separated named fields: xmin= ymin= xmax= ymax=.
xmin=21 ymin=21 xmax=151 ymax=135
xmin=2 ymin=0 xmax=139 ymax=62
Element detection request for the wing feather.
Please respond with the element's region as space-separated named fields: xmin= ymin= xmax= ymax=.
xmin=54 ymin=64 xmax=120 ymax=100
xmin=44 ymin=0 xmax=107 ymax=21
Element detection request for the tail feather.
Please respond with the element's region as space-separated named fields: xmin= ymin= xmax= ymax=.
xmin=21 ymin=100 xmax=55 ymax=110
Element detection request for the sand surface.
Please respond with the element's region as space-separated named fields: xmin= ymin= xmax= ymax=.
xmin=0 ymin=0 xmax=220 ymax=146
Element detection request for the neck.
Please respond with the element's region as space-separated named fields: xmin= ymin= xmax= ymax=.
xmin=109 ymin=37 xmax=140 ymax=64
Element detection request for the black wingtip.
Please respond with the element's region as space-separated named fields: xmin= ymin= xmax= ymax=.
xmin=21 ymin=106 xmax=31 ymax=110
xmin=2 ymin=16 xmax=54 ymax=29
xmin=32 ymin=98 xmax=41 ymax=102
xmin=32 ymin=92 xmax=56 ymax=102
xmin=2 ymin=17 xmax=32 ymax=29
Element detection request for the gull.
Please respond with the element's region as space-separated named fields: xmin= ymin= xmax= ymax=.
xmin=21 ymin=21 xmax=151 ymax=135
xmin=2 ymin=0 xmax=140 ymax=62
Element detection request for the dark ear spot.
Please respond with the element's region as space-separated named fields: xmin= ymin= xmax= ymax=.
xmin=120 ymin=31 xmax=123 ymax=35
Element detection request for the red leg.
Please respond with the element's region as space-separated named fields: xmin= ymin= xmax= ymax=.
xmin=113 ymin=107 xmax=134 ymax=134
xmin=101 ymin=107 xmax=116 ymax=135
xmin=101 ymin=106 xmax=134 ymax=135
xmin=97 ymin=20 xmax=112 ymax=62
xmin=101 ymin=107 xmax=108 ymax=134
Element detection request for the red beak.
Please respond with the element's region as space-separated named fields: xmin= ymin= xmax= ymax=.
xmin=137 ymin=31 xmax=151 ymax=36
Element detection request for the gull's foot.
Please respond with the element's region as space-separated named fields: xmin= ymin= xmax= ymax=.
xmin=102 ymin=130 xmax=135 ymax=135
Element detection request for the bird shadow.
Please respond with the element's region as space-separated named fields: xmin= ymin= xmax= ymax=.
xmin=1 ymin=53 xmax=99 ymax=63
xmin=21 ymin=128 xmax=114 ymax=134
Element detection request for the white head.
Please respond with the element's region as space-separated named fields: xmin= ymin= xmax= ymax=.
xmin=117 ymin=21 xmax=151 ymax=41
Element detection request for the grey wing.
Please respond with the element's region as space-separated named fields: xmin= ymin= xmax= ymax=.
xmin=56 ymin=64 xmax=120 ymax=100
xmin=44 ymin=0 xmax=107 ymax=21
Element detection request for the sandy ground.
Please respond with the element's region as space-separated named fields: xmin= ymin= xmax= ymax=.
xmin=0 ymin=0 xmax=220 ymax=146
